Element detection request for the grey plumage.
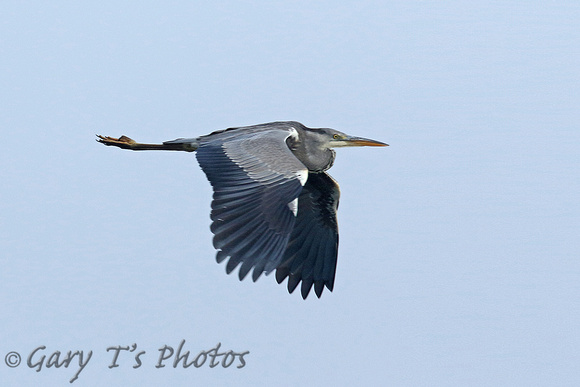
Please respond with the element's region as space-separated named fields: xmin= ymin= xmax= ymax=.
xmin=97 ymin=121 xmax=387 ymax=298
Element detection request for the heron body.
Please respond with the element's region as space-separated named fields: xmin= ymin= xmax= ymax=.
xmin=97 ymin=121 xmax=387 ymax=298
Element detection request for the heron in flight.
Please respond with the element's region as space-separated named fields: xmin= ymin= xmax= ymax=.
xmin=97 ymin=121 xmax=387 ymax=298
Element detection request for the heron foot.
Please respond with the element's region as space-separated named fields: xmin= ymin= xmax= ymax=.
xmin=96 ymin=135 xmax=137 ymax=149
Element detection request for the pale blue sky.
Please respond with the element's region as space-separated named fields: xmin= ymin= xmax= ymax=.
xmin=1 ymin=1 xmax=579 ymax=386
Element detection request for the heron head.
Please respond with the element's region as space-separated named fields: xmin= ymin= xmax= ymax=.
xmin=322 ymin=129 xmax=389 ymax=148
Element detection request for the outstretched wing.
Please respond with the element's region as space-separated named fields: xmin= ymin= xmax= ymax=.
xmin=275 ymin=172 xmax=340 ymax=299
xmin=195 ymin=127 xmax=308 ymax=282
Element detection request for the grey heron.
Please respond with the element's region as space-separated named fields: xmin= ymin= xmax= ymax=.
xmin=97 ymin=121 xmax=387 ymax=299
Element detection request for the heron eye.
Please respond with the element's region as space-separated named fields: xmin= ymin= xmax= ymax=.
xmin=333 ymin=134 xmax=341 ymax=139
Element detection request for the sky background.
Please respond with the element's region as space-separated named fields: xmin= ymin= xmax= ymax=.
xmin=1 ymin=1 xmax=579 ymax=386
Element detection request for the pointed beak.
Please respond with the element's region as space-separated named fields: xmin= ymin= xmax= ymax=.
xmin=344 ymin=136 xmax=389 ymax=147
